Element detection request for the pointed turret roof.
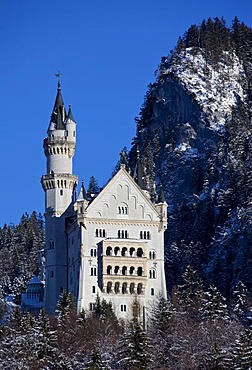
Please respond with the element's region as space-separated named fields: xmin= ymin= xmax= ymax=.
xmin=48 ymin=81 xmax=66 ymax=131
xmin=78 ymin=181 xmax=88 ymax=201
xmin=66 ymin=105 xmax=75 ymax=123
xmin=158 ymin=185 xmax=166 ymax=203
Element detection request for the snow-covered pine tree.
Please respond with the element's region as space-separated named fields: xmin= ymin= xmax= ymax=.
xmin=233 ymin=328 xmax=252 ymax=369
xmin=117 ymin=317 xmax=152 ymax=370
xmin=177 ymin=265 xmax=204 ymax=317
xmin=150 ymin=294 xmax=175 ymax=335
xmin=232 ymin=281 xmax=250 ymax=323
xmin=201 ymin=285 xmax=229 ymax=322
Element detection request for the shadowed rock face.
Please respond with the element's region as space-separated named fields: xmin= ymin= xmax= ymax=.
xmin=128 ymin=26 xmax=252 ymax=297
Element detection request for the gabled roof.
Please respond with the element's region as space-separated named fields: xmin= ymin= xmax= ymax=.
xmin=86 ymin=165 xmax=160 ymax=217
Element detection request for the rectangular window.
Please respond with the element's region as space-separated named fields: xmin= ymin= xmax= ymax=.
xmin=121 ymin=304 xmax=126 ymax=312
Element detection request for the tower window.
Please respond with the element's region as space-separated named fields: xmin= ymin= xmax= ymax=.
xmin=151 ymin=288 xmax=155 ymax=296
xmin=92 ymin=286 xmax=96 ymax=293
xmin=149 ymin=269 xmax=156 ymax=279
xmin=60 ymin=189 xmax=63 ymax=196
xmin=49 ymin=240 xmax=54 ymax=250
xmin=50 ymin=270 xmax=54 ymax=278
xmin=91 ymin=267 xmax=97 ymax=276
xmin=121 ymin=304 xmax=127 ymax=312
xmin=91 ymin=248 xmax=97 ymax=257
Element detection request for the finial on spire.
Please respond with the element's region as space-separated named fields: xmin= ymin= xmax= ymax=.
xmin=55 ymin=71 xmax=63 ymax=89
xmin=120 ymin=149 xmax=127 ymax=168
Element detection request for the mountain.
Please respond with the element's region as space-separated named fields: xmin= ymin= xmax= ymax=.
xmin=128 ymin=17 xmax=252 ymax=298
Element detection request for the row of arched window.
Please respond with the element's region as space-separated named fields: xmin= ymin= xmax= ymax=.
xmin=106 ymin=265 xmax=144 ymax=276
xmin=94 ymin=229 xmax=152 ymax=240
xmin=105 ymin=246 xmax=144 ymax=257
xmin=47 ymin=146 xmax=68 ymax=155
xmin=106 ymin=265 xmax=156 ymax=278
xmin=106 ymin=282 xmax=143 ymax=295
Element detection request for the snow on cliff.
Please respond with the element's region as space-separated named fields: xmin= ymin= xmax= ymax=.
xmin=162 ymin=48 xmax=247 ymax=131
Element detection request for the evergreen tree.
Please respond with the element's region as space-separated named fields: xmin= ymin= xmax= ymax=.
xmin=87 ymin=176 xmax=100 ymax=200
xmin=177 ymin=265 xmax=204 ymax=316
xmin=150 ymin=295 xmax=175 ymax=335
xmin=201 ymin=285 xmax=229 ymax=322
xmin=117 ymin=317 xmax=152 ymax=370
xmin=233 ymin=328 xmax=252 ymax=369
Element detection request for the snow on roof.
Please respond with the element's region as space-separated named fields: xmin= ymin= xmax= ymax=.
xmin=27 ymin=275 xmax=44 ymax=285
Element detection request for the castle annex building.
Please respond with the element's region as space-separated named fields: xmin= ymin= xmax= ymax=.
xmin=41 ymin=82 xmax=167 ymax=319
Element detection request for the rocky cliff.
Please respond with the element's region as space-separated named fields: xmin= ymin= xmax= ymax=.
xmin=128 ymin=17 xmax=252 ymax=298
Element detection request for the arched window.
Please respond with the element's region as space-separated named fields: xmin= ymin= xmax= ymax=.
xmin=92 ymin=286 xmax=96 ymax=293
xmin=140 ymin=231 xmax=143 ymax=239
xmin=114 ymin=266 xmax=119 ymax=275
xmin=149 ymin=250 xmax=156 ymax=259
xmin=118 ymin=206 xmax=121 ymax=214
xmin=130 ymin=283 xmax=135 ymax=294
xmin=95 ymin=229 xmax=99 ymax=237
xmin=147 ymin=231 xmax=150 ymax=239
xmin=107 ymin=265 xmax=112 ymax=275
xmin=149 ymin=269 xmax=156 ymax=278
xmin=114 ymin=282 xmax=120 ymax=294
xmin=103 ymin=229 xmax=106 ymax=237
xmin=151 ymin=288 xmax=155 ymax=296
xmin=106 ymin=246 xmax=112 ymax=256
xmin=137 ymin=283 xmax=143 ymax=295
xmin=122 ymin=282 xmax=127 ymax=294
xmin=114 ymin=246 xmax=120 ymax=256
xmin=129 ymin=266 xmax=135 ymax=275
xmin=122 ymin=247 xmax=127 ymax=257
xmin=137 ymin=267 xmax=143 ymax=276
xmin=107 ymin=282 xmax=112 ymax=293
xmin=137 ymin=248 xmax=143 ymax=257
xmin=91 ymin=267 xmax=97 ymax=276
xmin=122 ymin=266 xmax=127 ymax=276
xmin=130 ymin=247 xmax=135 ymax=257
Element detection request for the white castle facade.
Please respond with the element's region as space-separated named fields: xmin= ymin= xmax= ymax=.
xmin=41 ymin=82 xmax=167 ymax=320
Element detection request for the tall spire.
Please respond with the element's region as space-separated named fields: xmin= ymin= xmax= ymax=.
xmin=48 ymin=77 xmax=66 ymax=131
xmin=134 ymin=147 xmax=147 ymax=190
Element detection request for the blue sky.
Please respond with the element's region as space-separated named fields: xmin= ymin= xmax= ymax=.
xmin=0 ymin=0 xmax=251 ymax=226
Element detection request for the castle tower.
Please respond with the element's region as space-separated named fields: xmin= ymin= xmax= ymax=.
xmin=41 ymin=81 xmax=78 ymax=314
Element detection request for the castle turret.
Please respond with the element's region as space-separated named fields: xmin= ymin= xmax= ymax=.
xmin=41 ymin=81 xmax=78 ymax=314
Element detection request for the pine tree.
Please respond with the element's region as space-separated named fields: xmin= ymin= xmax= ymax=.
xmin=201 ymin=285 xmax=229 ymax=322
xmin=117 ymin=317 xmax=152 ymax=370
xmin=87 ymin=176 xmax=100 ymax=200
xmin=150 ymin=295 xmax=175 ymax=335
xmin=233 ymin=281 xmax=249 ymax=321
xmin=233 ymin=328 xmax=252 ymax=369
xmin=177 ymin=265 xmax=204 ymax=317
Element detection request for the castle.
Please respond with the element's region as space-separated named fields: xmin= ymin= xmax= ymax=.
xmin=41 ymin=81 xmax=167 ymax=320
